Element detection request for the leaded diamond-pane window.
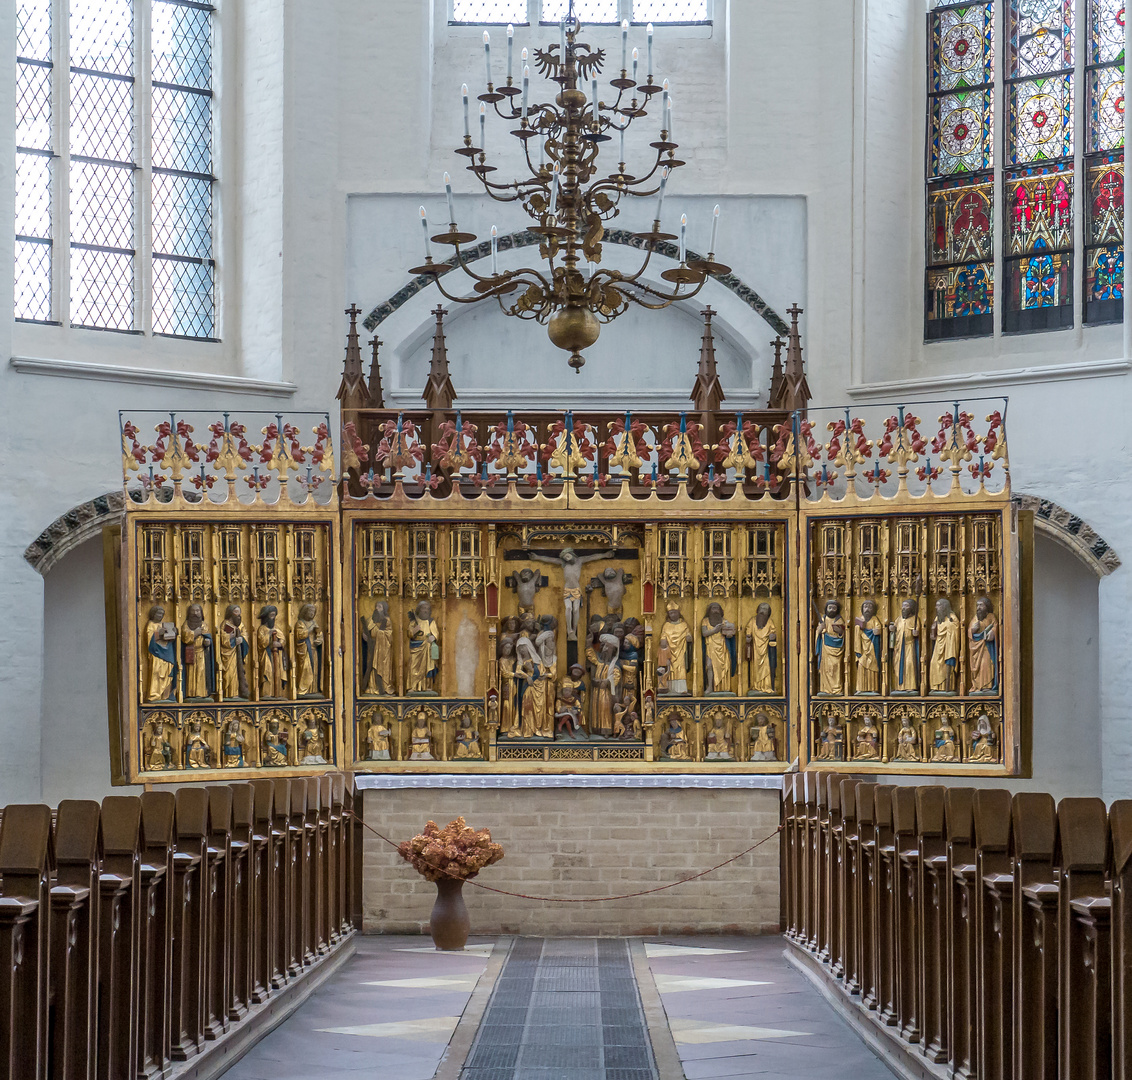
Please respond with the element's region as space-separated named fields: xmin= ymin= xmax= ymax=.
xmin=542 ymin=0 xmax=619 ymax=22
xmin=451 ymin=0 xmax=528 ymax=23
xmin=632 ymin=0 xmax=709 ymax=21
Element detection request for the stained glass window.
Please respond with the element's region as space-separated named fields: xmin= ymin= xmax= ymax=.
xmin=16 ymin=0 xmax=54 ymax=322
xmin=1084 ymin=0 xmax=1123 ymax=324
xmin=926 ymin=3 xmax=994 ymax=340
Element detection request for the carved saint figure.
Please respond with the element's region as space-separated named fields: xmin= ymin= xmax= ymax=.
xmin=705 ymin=714 xmax=734 ymax=760
xmin=221 ymin=718 xmax=246 ymax=768
xmin=745 ymin=603 xmax=778 ymax=695
xmin=929 ymin=598 xmax=962 ymax=694
xmin=143 ymin=605 xmax=177 ymax=702
xmin=555 ymin=664 xmax=587 ymax=737
xmin=522 ymin=547 xmax=614 ymax=639
xmin=854 ymin=599 xmax=883 ymax=694
xmin=663 ymin=715 xmax=690 ymax=760
xmin=969 ymin=714 xmax=998 ymax=762
xmin=184 ymin=720 xmax=210 ymax=769
xmin=180 ymin=604 xmax=215 ymax=701
xmin=748 ymin=713 xmax=778 ymax=762
xmin=701 ymin=602 xmax=737 ymax=694
xmin=888 ymin=598 xmax=921 ymax=693
xmin=257 ymin=606 xmax=289 ymax=699
xmin=498 ymin=638 xmax=520 ymax=737
xmin=299 ymin=714 xmax=327 ymax=764
xmin=968 ymin=597 xmax=998 ymax=694
xmin=261 ymin=719 xmax=290 ymax=766
xmin=512 ymin=567 xmax=543 ymax=612
xmin=409 ymin=711 xmax=434 ymax=760
xmin=930 ymin=719 xmax=959 ymax=763
xmin=365 ymin=718 xmax=391 ymax=760
xmin=815 ymin=715 xmax=845 ymax=761
xmin=454 ymin=723 xmax=481 ymax=759
xmin=407 ymin=600 xmax=440 ymax=694
xmin=658 ymin=604 xmax=693 ymax=695
xmin=517 ymin=631 xmax=551 ymax=738
xmin=146 ymin=721 xmax=173 ymax=770
xmin=894 ymin=715 xmax=920 ymax=761
xmin=294 ymin=604 xmax=324 ymax=697
xmin=592 ymin=635 xmax=622 ymax=737
xmin=590 ymin=565 xmax=631 ymax=615
xmin=815 ymin=600 xmax=846 ymax=695
xmin=361 ymin=601 xmax=394 ymax=696
xmin=619 ymin=618 xmax=643 ymax=715
xmin=854 ymin=714 xmax=881 ymax=761
xmin=218 ymin=605 xmax=249 ymax=700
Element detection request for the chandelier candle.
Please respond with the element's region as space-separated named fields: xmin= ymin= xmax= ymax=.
xmin=710 ymin=204 xmax=720 ymax=256
xmin=655 ymin=167 xmax=670 ymax=223
xmin=680 ymin=213 xmax=687 ymax=264
xmin=491 ymin=225 xmax=498 ymax=274
xmin=420 ymin=207 xmax=432 ymax=258
xmin=621 ymin=19 xmax=629 ymax=71
xmin=506 ymin=24 xmax=513 ymax=82
xmin=632 ymin=47 xmax=638 ymax=87
xmin=661 ymin=80 xmax=669 ymax=131
xmin=592 ymin=77 xmax=600 ymax=124
xmin=479 ymin=101 xmax=486 ymax=150
xmin=444 ymin=172 xmax=455 ymax=225
xmin=521 ymin=65 xmax=529 ymax=120
xmin=483 ymin=31 xmax=491 ymax=87
xmin=647 ymin=22 xmax=654 ymax=78
xmin=461 ymin=84 xmax=470 ymax=139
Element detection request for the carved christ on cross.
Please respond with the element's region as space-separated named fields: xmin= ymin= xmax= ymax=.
xmin=521 ymin=547 xmax=615 ymax=640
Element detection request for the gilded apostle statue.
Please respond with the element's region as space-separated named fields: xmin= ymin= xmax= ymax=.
xmin=220 ymin=717 xmax=247 ymax=768
xmin=261 ymin=718 xmax=290 ymax=766
xmin=815 ymin=714 xmax=845 ymax=761
xmin=409 ymin=710 xmax=434 ymax=759
xmin=591 ymin=634 xmax=622 ymax=737
xmin=184 ymin=719 xmax=211 ymax=769
xmin=894 ymin=714 xmax=920 ymax=761
xmin=180 ymin=604 xmax=215 ymax=701
xmin=663 ymin=714 xmax=690 ymax=760
xmin=299 ymin=713 xmax=328 ymax=764
xmin=143 ymin=605 xmax=177 ymax=702
xmin=853 ymin=599 xmax=883 ymax=694
xmin=555 ymin=664 xmax=586 ymax=737
xmin=930 ymin=717 xmax=959 ymax=762
xmin=701 ymin=602 xmax=737 ymax=694
xmin=294 ymin=605 xmax=324 ymax=698
xmin=745 ymin=603 xmax=777 ymax=695
xmin=814 ymin=600 xmax=845 ymax=695
xmin=929 ymin=598 xmax=962 ymax=694
xmin=968 ymin=597 xmax=998 ymax=694
xmin=969 ymin=714 xmax=998 ymax=762
xmin=888 ymin=598 xmax=921 ymax=693
xmin=853 ymin=714 xmax=881 ymax=761
xmin=218 ymin=605 xmax=249 ymax=700
xmin=705 ymin=713 xmax=734 ymax=760
xmin=748 ymin=713 xmax=778 ymax=761
xmin=361 ymin=600 xmax=394 ymax=696
xmin=365 ymin=716 xmax=392 ymax=760
xmin=256 ymin=606 xmax=289 ymax=699
xmin=406 ymin=600 xmax=440 ymax=694
xmin=454 ymin=723 xmax=481 ymax=759
xmin=498 ymin=637 xmax=519 ymax=737
xmin=657 ymin=604 xmax=692 ymax=695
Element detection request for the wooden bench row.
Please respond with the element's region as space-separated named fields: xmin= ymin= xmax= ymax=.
xmin=0 ymin=774 xmax=360 ymax=1080
xmin=783 ymin=773 xmax=1132 ymax=1080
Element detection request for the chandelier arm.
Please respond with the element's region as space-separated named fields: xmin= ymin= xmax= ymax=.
xmin=429 ymin=275 xmax=492 ymax=305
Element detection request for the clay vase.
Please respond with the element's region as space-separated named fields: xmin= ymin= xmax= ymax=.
xmin=430 ymin=877 xmax=470 ymax=950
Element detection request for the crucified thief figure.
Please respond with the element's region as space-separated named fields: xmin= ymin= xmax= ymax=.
xmin=523 ymin=546 xmax=615 ymax=639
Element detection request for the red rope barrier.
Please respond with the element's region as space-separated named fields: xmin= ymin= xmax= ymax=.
xmin=346 ymin=809 xmax=782 ymax=903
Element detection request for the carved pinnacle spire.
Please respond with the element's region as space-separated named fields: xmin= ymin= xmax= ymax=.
xmin=771 ymin=303 xmax=811 ymax=414
xmin=422 ymin=305 xmax=457 ymax=411
xmin=337 ymin=303 xmax=369 ymax=409
xmin=768 ymin=335 xmax=785 ymax=405
xmin=367 ymin=336 xmax=385 ymax=409
xmin=689 ymin=306 xmax=725 ymax=413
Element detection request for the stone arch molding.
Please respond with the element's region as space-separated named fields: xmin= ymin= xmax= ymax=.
xmin=23 ymin=489 xmax=1122 ymax=580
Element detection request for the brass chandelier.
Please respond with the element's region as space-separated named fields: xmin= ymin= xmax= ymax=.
xmin=409 ymin=2 xmax=729 ymax=372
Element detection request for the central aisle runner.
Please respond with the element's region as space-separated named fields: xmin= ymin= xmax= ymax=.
xmin=460 ymin=937 xmax=659 ymax=1079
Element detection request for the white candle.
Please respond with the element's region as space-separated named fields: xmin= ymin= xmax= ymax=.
xmin=444 ymin=172 xmax=455 ymax=224
xmin=521 ymin=64 xmax=529 ymax=119
xmin=560 ymin=18 xmax=566 ymax=62
xmin=632 ymin=47 xmax=638 ymax=86
xmin=592 ymin=77 xmax=599 ymax=124
xmin=483 ymin=31 xmax=491 ymax=85
xmin=647 ymin=22 xmax=654 ymax=77
xmin=506 ymin=24 xmax=514 ymax=81
xmin=420 ymin=206 xmax=432 ymax=258
xmin=491 ymin=225 xmax=498 ymax=274
xmin=666 ymin=95 xmax=673 ymax=142
xmin=462 ymin=84 xmax=470 ymax=138
xmin=709 ymin=204 xmax=720 ymax=254
xmin=549 ymin=163 xmax=560 ymax=217
xmin=621 ymin=18 xmax=629 ymax=70
xmin=479 ymin=101 xmax=486 ymax=148
xmin=618 ymin=117 xmax=626 ymax=163
xmin=679 ymin=213 xmax=687 ymax=262
xmin=661 ymin=79 xmax=669 ymax=133
xmin=539 ymin=136 xmax=545 ymax=169
xmin=655 ymin=166 xmax=669 ymax=222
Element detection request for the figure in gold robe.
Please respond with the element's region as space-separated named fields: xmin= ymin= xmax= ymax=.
xmin=294 ymin=605 xmax=324 ymax=698
xmin=220 ymin=718 xmax=246 ymax=768
xmin=498 ymin=639 xmax=519 ymax=737
xmin=815 ymin=715 xmax=845 ymax=761
xmin=592 ymin=636 xmax=622 ymax=737
xmin=888 ymin=599 xmax=921 ymax=693
xmin=261 ymin=719 xmax=290 ymax=766
xmin=555 ymin=664 xmax=587 ymax=737
xmin=454 ymin=725 xmax=481 ymax=759
xmin=854 ymin=715 xmax=881 ymax=760
xmin=929 ymin=598 xmax=962 ymax=694
xmin=894 ymin=715 xmax=920 ymax=761
xmin=749 ymin=714 xmax=778 ymax=761
xmin=969 ymin=714 xmax=998 ymax=762
xmin=361 ymin=601 xmax=394 ymax=696
xmin=701 ymin=602 xmax=737 ymax=694
xmin=745 ymin=603 xmax=778 ymax=695
xmin=516 ymin=635 xmax=548 ymax=738
xmin=663 ymin=716 xmax=690 ymax=760
xmin=705 ymin=715 xmax=733 ymax=760
xmin=256 ymin=606 xmax=288 ymax=699
xmin=299 ymin=715 xmax=327 ymax=764
xmin=409 ymin=711 xmax=434 ymax=759
xmin=853 ymin=600 xmax=883 ymax=694
xmin=658 ymin=605 xmax=692 ymax=695
xmin=366 ymin=719 xmax=391 ymax=760
xmin=815 ymin=600 xmax=845 ymax=695
xmin=968 ymin=597 xmax=998 ymax=694
xmin=406 ymin=601 xmax=440 ymax=694
xmin=146 ymin=721 xmax=173 ymax=770
xmin=184 ymin=720 xmax=210 ymax=768
xmin=217 ymin=606 xmax=249 ymax=700
xmin=930 ymin=720 xmax=958 ymax=762
xmin=143 ymin=605 xmax=177 ymax=702
xmin=180 ymin=604 xmax=214 ymax=701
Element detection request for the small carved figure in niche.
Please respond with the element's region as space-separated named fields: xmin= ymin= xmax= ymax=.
xmin=701 ymin=602 xmax=738 ymax=694
xmin=815 ymin=600 xmax=845 ymax=696
xmin=299 ymin=713 xmax=327 ymax=764
xmin=889 ymin=598 xmax=921 ymax=694
xmin=555 ymin=664 xmax=587 ymax=737
xmin=894 ymin=715 xmax=921 ymax=762
xmin=522 ymin=547 xmax=614 ymax=640
xmin=365 ymin=717 xmax=392 ymax=760
xmin=853 ymin=714 xmax=881 ymax=761
xmin=409 ymin=710 xmax=434 ymax=760
xmin=619 ymin=618 xmax=643 ymax=715
xmin=968 ymin=598 xmax=998 ymax=694
xmin=536 ymin=616 xmax=559 ymax=679
xmin=516 ymin=632 xmax=548 ymax=738
xmin=854 ymin=599 xmax=883 ymax=695
xmin=294 ymin=605 xmax=324 ymax=698
xmin=659 ymin=605 xmax=693 ymax=695
xmin=146 ymin=720 xmax=173 ymax=770
xmin=220 ymin=717 xmax=247 ymax=768
xmin=486 ymin=690 xmax=500 ymax=735
xmin=930 ymin=718 xmax=959 ymax=763
xmin=705 ymin=713 xmax=734 ymax=760
xmin=407 ymin=601 xmax=441 ymax=694
xmin=815 ymin=714 xmax=845 ymax=761
xmin=748 ymin=712 xmax=778 ymax=762
xmin=184 ymin=720 xmax=211 ymax=769
xmin=969 ymin=714 xmax=998 ymax=762
xmin=181 ymin=604 xmax=215 ymax=701
xmin=929 ymin=598 xmax=962 ymax=694
xmin=501 ymin=615 xmax=521 ymax=638
xmin=498 ymin=639 xmax=519 ymax=737
xmin=143 ymin=606 xmax=178 ymax=702
xmin=261 ymin=719 xmax=290 ymax=766
xmin=257 ymin=606 xmax=289 ymax=699
xmin=218 ymin=606 xmax=249 ymax=700
xmin=361 ymin=600 xmax=394 ymax=696
xmin=589 ymin=565 xmax=632 ymax=616
xmin=662 ymin=715 xmax=690 ymax=760
xmin=509 ymin=566 xmax=544 ymax=613
xmin=454 ymin=722 xmax=481 ymax=759
xmin=592 ymin=635 xmax=622 ymax=737
xmin=745 ymin=603 xmax=778 ymax=695
xmin=642 ymin=693 xmax=655 ymax=740
xmin=612 ymin=701 xmax=631 ymax=739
